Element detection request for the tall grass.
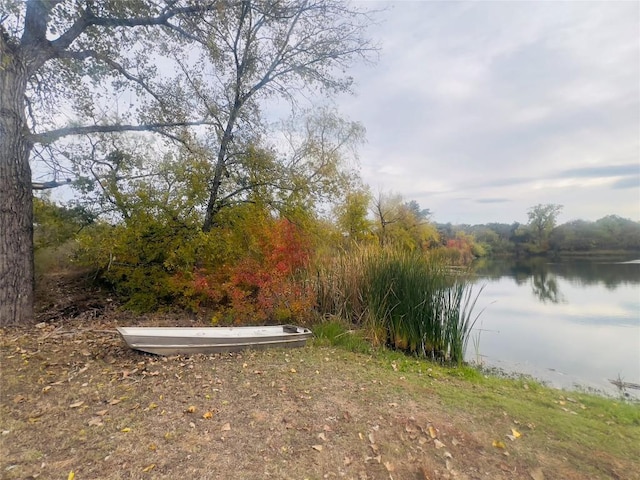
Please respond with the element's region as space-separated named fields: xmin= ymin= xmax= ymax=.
xmin=313 ymin=246 xmax=373 ymax=325
xmin=312 ymin=246 xmax=484 ymax=365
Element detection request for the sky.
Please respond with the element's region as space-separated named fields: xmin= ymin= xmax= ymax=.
xmin=335 ymin=1 xmax=640 ymax=225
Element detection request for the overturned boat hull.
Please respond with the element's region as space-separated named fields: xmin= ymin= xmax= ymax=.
xmin=116 ymin=325 xmax=313 ymax=356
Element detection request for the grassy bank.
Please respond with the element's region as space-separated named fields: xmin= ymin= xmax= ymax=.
xmin=2 ymin=318 xmax=638 ymax=480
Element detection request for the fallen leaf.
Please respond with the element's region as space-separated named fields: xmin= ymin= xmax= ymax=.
xmin=108 ymin=399 xmax=121 ymax=405
xmin=221 ymin=423 xmax=231 ymax=431
xmin=88 ymin=417 xmax=103 ymax=427
xmin=68 ymin=472 xmax=75 ymax=480
xmin=142 ymin=464 xmax=156 ymax=473
xmin=318 ymin=432 xmax=327 ymax=441
xmin=69 ymin=401 xmax=84 ymax=409
xmin=148 ymin=402 xmax=158 ymax=410
xmin=203 ymin=411 xmax=213 ymax=419
xmin=148 ymin=444 xmax=157 ymax=451
xmin=529 ymin=467 xmax=545 ymax=480
xmin=290 ymin=368 xmax=297 ymax=373
xmin=96 ymin=409 xmax=108 ymax=416
xmin=42 ymin=386 xmax=51 ymax=393
xmin=451 ymin=438 xmax=460 ymax=447
xmin=419 ymin=466 xmax=431 ymax=480
xmin=434 ymin=439 xmax=445 ymax=449
xmin=368 ymin=433 xmax=375 ymax=444
xmin=312 ymin=444 xmax=323 ymax=451
xmin=492 ymin=440 xmax=506 ymax=449
xmin=343 ymin=456 xmax=352 ymax=466
xmin=428 ymin=426 xmax=437 ymax=439
xmin=121 ymin=427 xmax=131 ymax=432
xmin=384 ymin=461 xmax=395 ymax=472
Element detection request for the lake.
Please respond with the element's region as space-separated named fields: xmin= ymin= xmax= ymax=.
xmin=468 ymin=256 xmax=640 ymax=398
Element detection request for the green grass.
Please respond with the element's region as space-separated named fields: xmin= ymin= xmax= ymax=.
xmin=311 ymin=319 xmax=372 ymax=354
xmin=367 ymin=345 xmax=640 ymax=476
xmin=309 ymin=321 xmax=640 ymax=472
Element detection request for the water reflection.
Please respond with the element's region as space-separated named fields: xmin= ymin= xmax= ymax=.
xmin=473 ymin=256 xmax=640 ymax=290
xmin=531 ymin=271 xmax=562 ymax=304
xmin=467 ymin=256 xmax=640 ymax=396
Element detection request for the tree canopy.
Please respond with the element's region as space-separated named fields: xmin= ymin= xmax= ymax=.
xmin=0 ymin=0 xmax=376 ymax=325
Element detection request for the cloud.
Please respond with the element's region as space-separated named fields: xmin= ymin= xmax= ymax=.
xmin=339 ymin=1 xmax=640 ymax=224
xmin=611 ymin=176 xmax=640 ymax=190
xmin=559 ymin=164 xmax=639 ymax=179
xmin=476 ymin=198 xmax=510 ymax=204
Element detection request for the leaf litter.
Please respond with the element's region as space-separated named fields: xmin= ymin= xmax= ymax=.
xmin=1 ymin=314 xmax=638 ymax=480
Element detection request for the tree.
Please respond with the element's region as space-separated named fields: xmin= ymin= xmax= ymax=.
xmin=334 ymin=184 xmax=372 ymax=243
xmin=372 ymin=193 xmax=438 ymax=250
xmin=0 ymin=0 xmax=224 ymax=324
xmin=168 ymin=1 xmax=375 ymax=230
xmin=0 ymin=0 xmax=374 ymax=325
xmin=526 ymin=203 xmax=563 ymax=251
xmin=33 ymin=196 xmax=94 ymax=251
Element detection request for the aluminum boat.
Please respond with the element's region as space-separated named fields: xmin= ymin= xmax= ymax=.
xmin=116 ymin=325 xmax=313 ymax=355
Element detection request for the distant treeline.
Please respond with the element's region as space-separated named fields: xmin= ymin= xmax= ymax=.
xmin=436 ymin=215 xmax=640 ymax=257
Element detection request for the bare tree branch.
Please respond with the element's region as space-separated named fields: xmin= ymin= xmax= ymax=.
xmin=32 ymin=179 xmax=72 ymax=190
xmin=58 ymin=49 xmax=164 ymax=105
xmin=31 ymin=120 xmax=213 ymax=144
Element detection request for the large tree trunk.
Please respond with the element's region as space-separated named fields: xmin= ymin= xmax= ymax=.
xmin=0 ymin=46 xmax=34 ymax=326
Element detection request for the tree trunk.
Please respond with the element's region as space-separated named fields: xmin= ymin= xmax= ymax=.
xmin=202 ymin=107 xmax=239 ymax=232
xmin=0 ymin=46 xmax=34 ymax=326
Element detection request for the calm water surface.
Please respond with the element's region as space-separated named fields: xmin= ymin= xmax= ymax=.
xmin=468 ymin=256 xmax=640 ymax=397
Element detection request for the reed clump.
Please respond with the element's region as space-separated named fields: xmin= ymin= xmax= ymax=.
xmin=313 ymin=246 xmax=483 ymax=365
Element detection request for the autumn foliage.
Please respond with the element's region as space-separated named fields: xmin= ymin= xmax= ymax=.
xmin=190 ymin=218 xmax=315 ymax=324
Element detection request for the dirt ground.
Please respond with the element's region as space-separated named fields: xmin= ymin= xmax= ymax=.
xmin=1 ymin=273 xmax=638 ymax=479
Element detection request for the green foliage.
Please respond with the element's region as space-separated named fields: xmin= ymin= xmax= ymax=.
xmin=313 ymin=246 xmax=484 ymax=364
xmin=373 ymin=193 xmax=439 ymax=251
xmin=439 ymin=213 xmax=640 ymax=257
xmin=549 ymin=215 xmax=640 ymax=252
xmin=311 ymin=319 xmax=372 ymax=354
xmin=75 ymin=148 xmax=227 ymax=311
xmin=77 ymin=215 xmax=222 ymax=312
xmin=33 ymin=196 xmax=94 ymax=250
xmin=364 ymin=249 xmax=483 ymax=364
xmin=334 ymin=186 xmax=375 ymax=244
xmin=77 ymin=196 xmax=317 ymax=319
xmin=33 ymin=196 xmax=95 ymax=279
xmin=526 ymin=203 xmax=563 ymax=251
